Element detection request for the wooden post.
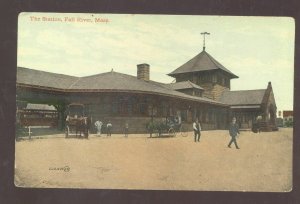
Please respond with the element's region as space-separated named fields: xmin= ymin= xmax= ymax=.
xmin=28 ymin=126 xmax=32 ymax=139
xmin=54 ymin=103 xmax=66 ymax=130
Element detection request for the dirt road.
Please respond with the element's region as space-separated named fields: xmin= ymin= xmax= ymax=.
xmin=15 ymin=128 xmax=292 ymax=192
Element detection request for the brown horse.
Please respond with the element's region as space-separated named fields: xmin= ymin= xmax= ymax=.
xmin=75 ymin=117 xmax=90 ymax=138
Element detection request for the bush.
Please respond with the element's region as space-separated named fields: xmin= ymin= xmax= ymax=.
xmin=146 ymin=121 xmax=156 ymax=132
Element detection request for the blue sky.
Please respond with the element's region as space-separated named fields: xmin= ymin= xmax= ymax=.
xmin=18 ymin=13 xmax=295 ymax=112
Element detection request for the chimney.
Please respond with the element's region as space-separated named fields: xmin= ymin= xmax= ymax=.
xmin=137 ymin=63 xmax=150 ymax=81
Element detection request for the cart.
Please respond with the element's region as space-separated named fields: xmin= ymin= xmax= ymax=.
xmin=65 ymin=103 xmax=90 ymax=138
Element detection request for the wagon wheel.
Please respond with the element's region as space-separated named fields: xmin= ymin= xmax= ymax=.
xmin=180 ymin=126 xmax=188 ymax=137
xmin=65 ymin=125 xmax=70 ymax=138
xmin=168 ymin=127 xmax=176 ymax=137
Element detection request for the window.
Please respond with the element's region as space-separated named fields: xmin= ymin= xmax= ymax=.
xmin=162 ymin=102 xmax=168 ymax=117
xmin=206 ymin=111 xmax=209 ymax=123
xmin=212 ymin=110 xmax=216 ymax=122
xmin=139 ymin=103 xmax=147 ymax=115
xmin=112 ymin=102 xmax=118 ymax=115
xmin=197 ymin=77 xmax=201 ymax=84
xmin=202 ymin=74 xmax=211 ymax=82
xmin=217 ymin=76 xmax=222 ymax=84
xmin=202 ymin=110 xmax=206 ymax=123
xmin=102 ymin=104 xmax=111 ymax=114
xmin=225 ymin=78 xmax=230 ymax=87
xmin=208 ymin=110 xmax=213 ymax=122
xmin=148 ymin=104 xmax=157 ymax=116
xmin=212 ymin=75 xmax=217 ymax=83
xmin=116 ymin=96 xmax=134 ymax=116
xmin=181 ymin=110 xmax=187 ymax=122
xmin=118 ymin=102 xmax=127 ymax=115
xmin=127 ymin=103 xmax=133 ymax=116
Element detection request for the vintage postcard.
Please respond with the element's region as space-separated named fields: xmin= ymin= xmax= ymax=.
xmin=15 ymin=13 xmax=294 ymax=191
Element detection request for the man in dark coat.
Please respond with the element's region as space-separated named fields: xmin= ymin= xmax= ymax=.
xmin=193 ymin=119 xmax=201 ymax=142
xmin=106 ymin=121 xmax=112 ymax=136
xmin=228 ymin=117 xmax=240 ymax=149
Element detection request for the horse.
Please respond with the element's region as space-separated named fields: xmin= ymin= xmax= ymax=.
xmin=75 ymin=117 xmax=90 ymax=138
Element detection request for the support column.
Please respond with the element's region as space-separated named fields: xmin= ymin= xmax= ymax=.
xmin=54 ymin=103 xmax=67 ymax=130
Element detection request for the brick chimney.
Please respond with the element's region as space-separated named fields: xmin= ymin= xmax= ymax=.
xmin=137 ymin=63 xmax=150 ymax=81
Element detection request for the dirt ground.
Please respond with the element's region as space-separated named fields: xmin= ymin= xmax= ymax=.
xmin=15 ymin=128 xmax=293 ymax=192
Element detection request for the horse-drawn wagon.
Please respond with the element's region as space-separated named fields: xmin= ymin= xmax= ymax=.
xmin=65 ymin=103 xmax=90 ymax=138
xmin=147 ymin=116 xmax=187 ymax=137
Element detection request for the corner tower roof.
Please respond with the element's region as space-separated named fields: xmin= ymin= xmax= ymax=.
xmin=168 ymin=50 xmax=238 ymax=79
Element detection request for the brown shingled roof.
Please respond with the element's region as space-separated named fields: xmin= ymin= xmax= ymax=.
xmin=168 ymin=50 xmax=238 ymax=78
xmin=167 ymin=81 xmax=204 ymax=90
xmin=17 ymin=67 xmax=227 ymax=106
xmin=220 ymin=89 xmax=266 ymax=106
xmin=17 ymin=67 xmax=78 ymax=89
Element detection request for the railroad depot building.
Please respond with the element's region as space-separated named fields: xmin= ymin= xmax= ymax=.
xmin=16 ymin=49 xmax=278 ymax=133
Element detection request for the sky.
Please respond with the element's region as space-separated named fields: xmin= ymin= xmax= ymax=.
xmin=17 ymin=13 xmax=295 ymax=112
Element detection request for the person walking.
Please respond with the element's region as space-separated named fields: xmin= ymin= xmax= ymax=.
xmin=94 ymin=120 xmax=103 ymax=136
xmin=228 ymin=117 xmax=240 ymax=149
xmin=106 ymin=121 xmax=112 ymax=136
xmin=193 ymin=119 xmax=201 ymax=142
xmin=124 ymin=122 xmax=129 ymax=137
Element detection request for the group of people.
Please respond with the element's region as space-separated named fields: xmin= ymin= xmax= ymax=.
xmin=193 ymin=117 xmax=240 ymax=149
xmin=94 ymin=120 xmax=129 ymax=137
xmin=94 ymin=117 xmax=240 ymax=149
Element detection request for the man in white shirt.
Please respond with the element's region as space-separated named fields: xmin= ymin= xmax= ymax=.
xmin=94 ymin=120 xmax=103 ymax=136
xmin=193 ymin=119 xmax=201 ymax=142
